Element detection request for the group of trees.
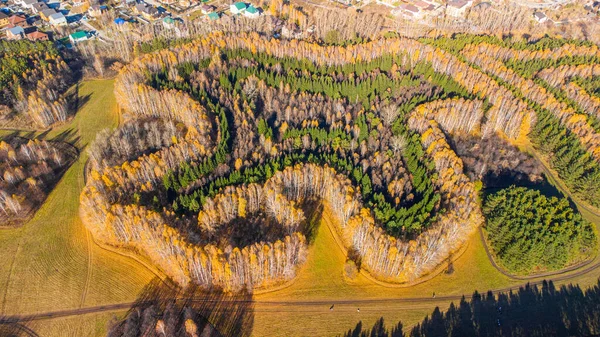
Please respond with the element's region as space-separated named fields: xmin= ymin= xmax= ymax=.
xmin=0 ymin=40 xmax=72 ymax=128
xmin=443 ymin=39 xmax=600 ymax=208
xmin=82 ymin=33 xmax=599 ymax=289
xmin=0 ymin=136 xmax=76 ymax=226
xmin=483 ymin=186 xmax=596 ymax=274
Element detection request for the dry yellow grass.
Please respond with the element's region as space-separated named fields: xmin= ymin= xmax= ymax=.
xmin=0 ymin=80 xmax=154 ymax=319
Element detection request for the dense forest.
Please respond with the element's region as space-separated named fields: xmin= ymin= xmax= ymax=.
xmin=0 ymin=41 xmax=73 ymax=128
xmin=483 ymin=186 xmax=596 ymax=274
xmin=80 ymin=33 xmax=600 ymax=290
xmin=0 ymin=136 xmax=77 ymax=227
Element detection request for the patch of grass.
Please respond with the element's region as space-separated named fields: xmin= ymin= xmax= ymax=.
xmin=0 ymin=80 xmax=154 ymax=317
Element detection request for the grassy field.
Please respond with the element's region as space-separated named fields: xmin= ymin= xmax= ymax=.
xmin=2 ymin=80 xmax=600 ymax=336
xmin=0 ymin=80 xmax=155 ymax=336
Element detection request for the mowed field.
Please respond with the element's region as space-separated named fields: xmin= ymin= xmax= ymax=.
xmin=1 ymin=80 xmax=600 ymax=336
xmin=0 ymin=80 xmax=156 ymax=336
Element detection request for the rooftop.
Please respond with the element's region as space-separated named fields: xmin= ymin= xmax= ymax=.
xmin=7 ymin=26 xmax=24 ymax=34
xmin=232 ymin=2 xmax=246 ymax=10
xmin=246 ymin=4 xmax=258 ymax=13
xmin=447 ymin=0 xmax=469 ymax=8
xmin=27 ymin=30 xmax=47 ymax=39
xmin=48 ymin=12 xmax=65 ymax=20
xmin=70 ymin=30 xmax=87 ymax=39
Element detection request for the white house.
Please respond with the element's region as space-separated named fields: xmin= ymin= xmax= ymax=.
xmin=6 ymin=26 xmax=25 ymax=40
xmin=533 ymin=11 xmax=548 ymax=23
xmin=230 ymin=2 xmax=246 ymax=14
xmin=69 ymin=30 xmax=88 ymax=44
xmin=243 ymin=4 xmax=260 ymax=18
xmin=48 ymin=12 xmax=67 ymax=25
xmin=21 ymin=0 xmax=38 ymax=9
xmin=446 ymin=0 xmax=472 ymax=17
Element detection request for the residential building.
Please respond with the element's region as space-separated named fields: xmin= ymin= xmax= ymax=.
xmin=533 ymin=11 xmax=548 ymax=23
xmin=26 ymin=30 xmax=48 ymax=41
xmin=114 ymin=17 xmax=126 ymax=25
xmin=446 ymin=0 xmax=472 ymax=17
xmin=135 ymin=3 xmax=158 ymax=20
xmin=6 ymin=26 xmax=25 ymax=40
xmin=243 ymin=4 xmax=260 ymax=18
xmin=21 ymin=0 xmax=38 ymax=9
xmin=31 ymin=2 xmax=49 ymax=13
xmin=48 ymin=12 xmax=66 ymax=25
xmin=40 ymin=8 xmax=57 ymax=21
xmin=0 ymin=12 xmax=9 ymax=27
xmin=69 ymin=30 xmax=88 ymax=43
xmin=88 ymin=5 xmax=106 ymax=17
xmin=7 ymin=15 xmax=28 ymax=28
xmin=230 ymin=2 xmax=246 ymax=14
xmin=162 ymin=16 xmax=175 ymax=28
xmin=201 ymin=4 xmax=214 ymax=14
xmin=207 ymin=11 xmax=219 ymax=20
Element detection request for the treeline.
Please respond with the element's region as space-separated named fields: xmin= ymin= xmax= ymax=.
xmin=0 ymin=137 xmax=76 ymax=226
xmin=483 ymin=186 xmax=596 ymax=274
xmin=340 ymin=280 xmax=600 ymax=337
xmin=0 ymin=40 xmax=72 ymax=128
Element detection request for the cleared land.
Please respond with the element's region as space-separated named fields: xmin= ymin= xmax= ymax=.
xmin=2 ymin=80 xmax=600 ymax=337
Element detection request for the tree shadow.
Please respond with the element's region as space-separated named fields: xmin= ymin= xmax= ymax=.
xmin=50 ymin=128 xmax=81 ymax=149
xmin=107 ymin=278 xmax=254 ymax=337
xmin=338 ymin=279 xmax=600 ymax=337
xmin=0 ymin=317 xmax=39 ymax=337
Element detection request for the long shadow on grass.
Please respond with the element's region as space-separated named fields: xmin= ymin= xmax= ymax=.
xmin=0 ymin=317 xmax=39 ymax=337
xmin=339 ymin=280 xmax=600 ymax=337
xmin=107 ymin=279 xmax=254 ymax=337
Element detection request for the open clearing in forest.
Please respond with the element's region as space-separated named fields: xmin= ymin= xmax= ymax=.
xmin=2 ymin=80 xmax=600 ymax=337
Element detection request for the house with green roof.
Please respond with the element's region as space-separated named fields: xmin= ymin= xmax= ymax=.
xmin=207 ymin=12 xmax=220 ymax=20
xmin=163 ymin=16 xmax=176 ymax=28
xmin=243 ymin=4 xmax=260 ymax=18
xmin=230 ymin=1 xmax=246 ymax=14
xmin=69 ymin=31 xmax=88 ymax=44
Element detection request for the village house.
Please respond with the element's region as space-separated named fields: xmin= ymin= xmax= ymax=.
xmin=392 ymin=3 xmax=423 ymax=19
xmin=162 ymin=16 xmax=175 ymax=28
xmin=6 ymin=26 xmax=25 ymax=40
xmin=201 ymin=4 xmax=215 ymax=14
xmin=26 ymin=30 xmax=48 ymax=41
xmin=88 ymin=4 xmax=106 ymax=17
xmin=243 ymin=4 xmax=260 ymax=18
xmin=134 ymin=3 xmax=159 ymax=20
xmin=31 ymin=2 xmax=49 ymax=14
xmin=207 ymin=11 xmax=219 ymax=20
xmin=40 ymin=8 xmax=57 ymax=21
xmin=0 ymin=12 xmax=9 ymax=27
xmin=21 ymin=0 xmax=38 ymax=10
xmin=48 ymin=12 xmax=67 ymax=25
xmin=69 ymin=30 xmax=88 ymax=43
xmin=230 ymin=2 xmax=246 ymax=14
xmin=7 ymin=15 xmax=28 ymax=28
xmin=446 ymin=0 xmax=472 ymax=17
xmin=533 ymin=11 xmax=548 ymax=23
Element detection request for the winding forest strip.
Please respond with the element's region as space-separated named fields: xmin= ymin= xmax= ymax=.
xmin=335 ymin=218 xmax=471 ymax=289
